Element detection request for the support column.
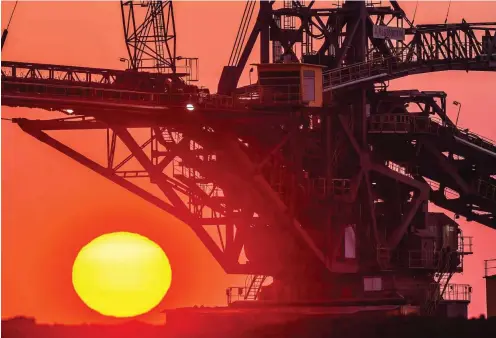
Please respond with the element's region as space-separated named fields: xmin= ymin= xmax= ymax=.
xmin=260 ymin=0 xmax=271 ymax=64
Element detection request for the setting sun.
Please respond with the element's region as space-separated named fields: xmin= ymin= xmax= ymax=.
xmin=72 ymin=232 xmax=172 ymax=318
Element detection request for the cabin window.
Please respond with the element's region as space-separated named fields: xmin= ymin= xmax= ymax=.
xmin=344 ymin=225 xmax=356 ymax=259
xmin=302 ymin=70 xmax=315 ymax=102
xmin=364 ymin=277 xmax=382 ymax=291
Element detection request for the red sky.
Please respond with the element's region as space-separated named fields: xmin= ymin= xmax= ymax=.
xmin=1 ymin=1 xmax=496 ymax=324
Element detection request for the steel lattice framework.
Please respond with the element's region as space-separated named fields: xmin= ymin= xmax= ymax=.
xmin=121 ymin=0 xmax=177 ymax=73
xmin=2 ymin=0 xmax=496 ymax=316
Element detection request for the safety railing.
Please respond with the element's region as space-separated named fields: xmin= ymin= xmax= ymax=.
xmin=1 ymin=80 xmax=195 ymax=107
xmin=392 ymin=32 xmax=496 ymax=65
xmin=457 ymin=235 xmax=473 ymax=255
xmin=309 ymin=177 xmax=352 ymax=199
xmin=226 ymin=275 xmax=268 ymax=305
xmin=323 ymin=28 xmax=496 ymax=91
xmin=199 ymin=85 xmax=302 ymax=110
xmin=365 ymin=0 xmax=383 ymax=7
xmin=386 ymin=161 xmax=416 ymax=178
xmin=1 ymin=61 xmax=121 ymax=86
xmin=464 ymin=132 xmax=496 ymax=152
xmin=390 ymin=43 xmax=477 ymax=65
xmin=426 ymin=116 xmax=496 ymax=153
xmin=408 ymin=250 xmax=440 ymax=269
xmin=408 ymin=250 xmax=461 ymax=271
xmin=484 ymin=259 xmax=496 ymax=277
xmin=323 ymin=56 xmax=394 ymax=90
xmin=172 ymin=158 xmax=206 ymax=182
xmin=237 ymin=84 xmax=301 ymax=106
xmin=226 ymin=286 xmax=246 ymax=305
xmin=442 ymin=284 xmax=472 ymax=302
xmin=368 ymin=114 xmax=442 ymax=135
xmin=3 ymin=73 xmax=302 ymax=112
xmin=4 ymin=77 xmax=308 ymax=113
xmin=475 ymin=179 xmax=496 ymax=201
xmin=1 ymin=60 xmax=194 ymax=90
xmin=368 ymin=114 xmax=496 ymax=154
xmin=424 ymin=282 xmax=472 ymax=310
xmin=201 ymin=93 xmax=235 ymax=109
xmin=452 ymin=126 xmax=496 ymax=154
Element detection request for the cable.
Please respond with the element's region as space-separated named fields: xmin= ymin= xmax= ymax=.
xmin=3 ymin=0 xmax=19 ymax=49
xmin=6 ymin=0 xmax=19 ymax=30
xmin=412 ymin=0 xmax=419 ymax=25
xmin=444 ymin=0 xmax=452 ymax=24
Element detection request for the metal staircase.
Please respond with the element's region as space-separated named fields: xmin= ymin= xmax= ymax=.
xmin=423 ymin=251 xmax=455 ymax=315
xmin=244 ymin=274 xmax=267 ymax=301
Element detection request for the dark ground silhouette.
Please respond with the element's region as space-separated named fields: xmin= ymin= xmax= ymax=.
xmin=2 ymin=315 xmax=496 ymax=338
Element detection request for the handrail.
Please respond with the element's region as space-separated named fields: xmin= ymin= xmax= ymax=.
xmin=1 ymin=60 xmax=183 ymax=79
xmin=408 ymin=249 xmax=462 ymax=270
xmin=323 ymin=56 xmax=394 ymax=90
xmin=322 ymin=26 xmax=496 ymax=91
xmin=457 ymin=236 xmax=473 ymax=254
xmin=308 ymin=177 xmax=352 ymax=198
xmin=368 ymin=114 xmax=496 ymax=152
xmin=226 ymin=286 xmax=245 ymax=305
xmin=226 ymin=275 xmax=268 ymax=305
xmin=208 ymin=84 xmax=302 ymax=109
xmin=1 ymin=60 xmax=186 ymax=94
xmin=441 ymin=283 xmax=472 ymax=302
xmin=484 ymin=259 xmax=496 ymax=277
xmin=2 ymin=75 xmax=306 ymax=112
xmin=1 ymin=80 xmax=194 ymax=106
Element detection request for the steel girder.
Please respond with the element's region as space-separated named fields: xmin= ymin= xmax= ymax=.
xmin=2 ymin=30 xmax=494 ymax=277
xmin=7 ymin=92 xmax=434 ymax=280
xmin=11 ymin=114 xmax=333 ymax=278
xmin=218 ymin=1 xmax=495 ymax=94
xmin=368 ymin=91 xmax=496 ymax=228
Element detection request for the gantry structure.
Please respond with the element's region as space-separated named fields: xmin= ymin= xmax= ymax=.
xmin=2 ymin=0 xmax=496 ymax=318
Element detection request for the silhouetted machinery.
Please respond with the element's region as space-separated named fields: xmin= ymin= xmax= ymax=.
xmin=2 ymin=0 xmax=496 ymax=328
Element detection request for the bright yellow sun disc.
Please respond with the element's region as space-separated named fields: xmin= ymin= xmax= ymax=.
xmin=72 ymin=232 xmax=171 ymax=318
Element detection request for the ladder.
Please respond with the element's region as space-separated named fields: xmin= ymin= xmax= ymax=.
xmin=273 ymin=17 xmax=284 ymax=63
xmin=283 ymin=0 xmax=296 ymax=30
xmin=365 ymin=1 xmax=383 ymax=7
xmin=273 ymin=0 xmax=295 ymax=62
xmin=244 ymin=275 xmax=267 ymax=301
xmin=423 ymin=251 xmax=455 ymax=315
xmin=302 ymin=20 xmax=314 ymax=56
xmin=150 ymin=2 xmax=168 ymax=72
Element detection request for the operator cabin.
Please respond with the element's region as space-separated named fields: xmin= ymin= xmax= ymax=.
xmin=254 ymin=55 xmax=324 ymax=108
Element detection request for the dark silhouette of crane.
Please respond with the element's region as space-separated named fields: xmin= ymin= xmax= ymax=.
xmin=2 ymin=0 xmax=495 ymax=321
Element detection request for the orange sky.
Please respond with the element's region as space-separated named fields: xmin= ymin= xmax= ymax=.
xmin=1 ymin=0 xmax=496 ymax=324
